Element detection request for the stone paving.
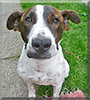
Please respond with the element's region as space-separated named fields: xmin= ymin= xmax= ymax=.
xmin=0 ymin=1 xmax=27 ymax=99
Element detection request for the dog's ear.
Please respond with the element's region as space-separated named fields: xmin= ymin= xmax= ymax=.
xmin=7 ymin=11 xmax=23 ymax=31
xmin=61 ymin=10 xmax=80 ymax=31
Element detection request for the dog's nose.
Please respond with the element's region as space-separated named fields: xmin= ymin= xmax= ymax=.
xmin=32 ymin=38 xmax=51 ymax=53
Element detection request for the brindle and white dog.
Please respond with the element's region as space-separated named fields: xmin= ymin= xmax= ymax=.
xmin=7 ymin=5 xmax=80 ymax=97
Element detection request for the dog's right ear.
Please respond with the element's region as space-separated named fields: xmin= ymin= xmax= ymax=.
xmin=7 ymin=11 xmax=23 ymax=31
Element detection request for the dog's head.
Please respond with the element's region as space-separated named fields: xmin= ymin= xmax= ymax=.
xmin=7 ymin=5 xmax=80 ymax=59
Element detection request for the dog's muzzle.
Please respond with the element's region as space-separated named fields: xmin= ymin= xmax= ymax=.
xmin=32 ymin=38 xmax=51 ymax=53
xmin=26 ymin=37 xmax=54 ymax=59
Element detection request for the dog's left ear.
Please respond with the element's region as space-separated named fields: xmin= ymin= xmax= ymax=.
xmin=61 ymin=10 xmax=80 ymax=31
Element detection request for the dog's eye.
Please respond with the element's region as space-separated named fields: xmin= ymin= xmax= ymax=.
xmin=25 ymin=17 xmax=32 ymax=22
xmin=52 ymin=17 xmax=60 ymax=24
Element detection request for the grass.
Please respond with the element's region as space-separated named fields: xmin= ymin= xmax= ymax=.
xmin=0 ymin=55 xmax=20 ymax=60
xmin=21 ymin=3 xmax=87 ymax=97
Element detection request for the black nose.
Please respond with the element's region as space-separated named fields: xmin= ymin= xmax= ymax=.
xmin=32 ymin=38 xmax=51 ymax=53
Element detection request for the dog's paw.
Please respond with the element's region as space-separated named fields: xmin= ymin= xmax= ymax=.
xmin=28 ymin=93 xmax=36 ymax=98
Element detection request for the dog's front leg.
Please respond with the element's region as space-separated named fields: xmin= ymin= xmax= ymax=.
xmin=53 ymin=83 xmax=63 ymax=97
xmin=25 ymin=79 xmax=36 ymax=98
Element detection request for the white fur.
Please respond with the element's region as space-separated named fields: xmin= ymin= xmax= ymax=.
xmin=26 ymin=5 xmax=57 ymax=56
xmin=17 ymin=5 xmax=70 ymax=97
xmin=18 ymin=44 xmax=69 ymax=97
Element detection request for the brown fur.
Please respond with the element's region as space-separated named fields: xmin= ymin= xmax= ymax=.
xmin=7 ymin=5 xmax=80 ymax=44
xmin=48 ymin=7 xmax=64 ymax=43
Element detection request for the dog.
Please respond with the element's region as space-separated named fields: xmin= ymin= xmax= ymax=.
xmin=7 ymin=5 xmax=80 ymax=97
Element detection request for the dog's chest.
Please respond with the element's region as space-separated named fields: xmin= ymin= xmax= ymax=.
xmin=18 ymin=57 xmax=62 ymax=85
xmin=18 ymin=50 xmax=65 ymax=85
xmin=18 ymin=46 xmax=69 ymax=86
xmin=27 ymin=64 xmax=57 ymax=85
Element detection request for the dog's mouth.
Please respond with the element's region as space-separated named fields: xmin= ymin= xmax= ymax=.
xmin=27 ymin=51 xmax=52 ymax=59
xmin=26 ymin=43 xmax=58 ymax=59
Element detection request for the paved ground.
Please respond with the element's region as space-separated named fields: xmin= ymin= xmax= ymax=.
xmin=0 ymin=0 xmax=89 ymax=99
xmin=0 ymin=1 xmax=27 ymax=99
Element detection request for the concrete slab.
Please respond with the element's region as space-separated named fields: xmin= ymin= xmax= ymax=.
xmin=0 ymin=1 xmax=27 ymax=99
xmin=2 ymin=3 xmax=22 ymax=15
xmin=0 ymin=4 xmax=24 ymax=58
xmin=1 ymin=59 xmax=27 ymax=98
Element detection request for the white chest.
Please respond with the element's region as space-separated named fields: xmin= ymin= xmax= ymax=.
xmin=17 ymin=45 xmax=69 ymax=86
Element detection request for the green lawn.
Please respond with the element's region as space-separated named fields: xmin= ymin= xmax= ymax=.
xmin=21 ymin=3 xmax=87 ymax=97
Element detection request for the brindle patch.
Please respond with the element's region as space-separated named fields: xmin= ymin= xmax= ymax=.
xmin=7 ymin=5 xmax=80 ymax=45
xmin=19 ymin=11 xmax=37 ymax=43
xmin=43 ymin=6 xmax=80 ymax=44
xmin=53 ymin=8 xmax=65 ymax=43
xmin=7 ymin=6 xmax=37 ymax=43
xmin=21 ymin=6 xmax=36 ymax=22
xmin=18 ymin=6 xmax=37 ymax=43
xmin=7 ymin=11 xmax=23 ymax=30
xmin=43 ymin=6 xmax=65 ymax=44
